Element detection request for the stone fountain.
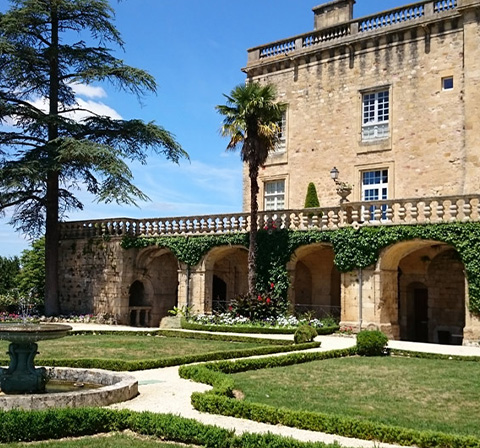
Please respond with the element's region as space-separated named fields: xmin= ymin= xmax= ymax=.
xmin=0 ymin=322 xmax=72 ymax=394
xmin=0 ymin=322 xmax=138 ymax=409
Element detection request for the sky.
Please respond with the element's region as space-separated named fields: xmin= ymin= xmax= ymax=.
xmin=0 ymin=0 xmax=407 ymax=257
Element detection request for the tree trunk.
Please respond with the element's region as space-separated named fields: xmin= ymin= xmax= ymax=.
xmin=45 ymin=172 xmax=60 ymax=315
xmin=248 ymin=163 xmax=260 ymax=297
xmin=45 ymin=4 xmax=60 ymax=316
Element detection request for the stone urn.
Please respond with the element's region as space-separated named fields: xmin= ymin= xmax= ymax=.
xmin=336 ymin=182 xmax=353 ymax=203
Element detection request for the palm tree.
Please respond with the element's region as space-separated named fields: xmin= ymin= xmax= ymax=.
xmin=216 ymin=82 xmax=286 ymax=296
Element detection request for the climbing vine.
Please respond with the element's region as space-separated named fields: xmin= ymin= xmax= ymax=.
xmin=121 ymin=233 xmax=249 ymax=267
xmin=121 ymin=222 xmax=480 ymax=314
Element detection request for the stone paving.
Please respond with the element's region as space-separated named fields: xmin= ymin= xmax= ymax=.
xmin=69 ymin=324 xmax=480 ymax=448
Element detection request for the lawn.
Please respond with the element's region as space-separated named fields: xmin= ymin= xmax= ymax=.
xmin=3 ymin=432 xmax=198 ymax=448
xmin=231 ymin=356 xmax=480 ymax=438
xmin=0 ymin=334 xmax=267 ymax=361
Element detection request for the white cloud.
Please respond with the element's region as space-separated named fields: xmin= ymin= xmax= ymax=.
xmin=70 ymin=98 xmax=122 ymax=120
xmin=70 ymin=83 xmax=107 ymax=99
xmin=28 ymin=94 xmax=122 ymax=121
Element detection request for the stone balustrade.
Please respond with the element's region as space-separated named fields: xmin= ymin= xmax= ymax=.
xmin=59 ymin=194 xmax=480 ymax=239
xmin=247 ymin=0 xmax=459 ymax=65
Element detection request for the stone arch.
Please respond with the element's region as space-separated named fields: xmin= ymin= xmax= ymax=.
xmin=130 ymin=247 xmax=180 ymax=326
xmin=201 ymin=246 xmax=248 ymax=313
xmin=378 ymin=240 xmax=466 ymax=344
xmin=288 ymin=243 xmax=341 ymax=318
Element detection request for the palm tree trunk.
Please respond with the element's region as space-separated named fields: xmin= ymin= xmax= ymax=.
xmin=248 ymin=164 xmax=260 ymax=297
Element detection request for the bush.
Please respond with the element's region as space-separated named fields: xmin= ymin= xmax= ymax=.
xmin=294 ymin=325 xmax=318 ymax=344
xmin=304 ymin=182 xmax=320 ymax=208
xmin=356 ymin=330 xmax=388 ymax=356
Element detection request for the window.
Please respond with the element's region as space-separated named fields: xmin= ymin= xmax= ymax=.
xmin=362 ymin=90 xmax=390 ymax=141
xmin=274 ymin=111 xmax=287 ymax=154
xmin=442 ymin=76 xmax=453 ymax=90
xmin=362 ymin=169 xmax=388 ymax=219
xmin=264 ymin=180 xmax=285 ymax=211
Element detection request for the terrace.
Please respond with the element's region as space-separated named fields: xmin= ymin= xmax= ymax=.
xmin=60 ymin=193 xmax=480 ymax=239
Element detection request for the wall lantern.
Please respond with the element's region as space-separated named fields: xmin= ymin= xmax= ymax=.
xmin=330 ymin=166 xmax=339 ymax=181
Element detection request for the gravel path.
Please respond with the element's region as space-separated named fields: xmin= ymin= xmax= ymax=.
xmin=68 ymin=324 xmax=480 ymax=448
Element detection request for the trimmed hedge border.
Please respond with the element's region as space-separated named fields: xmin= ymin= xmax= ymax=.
xmin=0 ymin=408 xmax=340 ymax=447
xmin=180 ymin=348 xmax=480 ymax=448
xmin=0 ymin=330 xmax=320 ymax=371
xmin=181 ymin=319 xmax=339 ymax=335
xmin=390 ymin=349 xmax=480 ymax=362
xmin=68 ymin=329 xmax=295 ymax=345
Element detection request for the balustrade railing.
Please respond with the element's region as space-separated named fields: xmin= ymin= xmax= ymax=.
xmin=248 ymin=0 xmax=462 ymax=64
xmin=59 ymin=195 xmax=480 ymax=240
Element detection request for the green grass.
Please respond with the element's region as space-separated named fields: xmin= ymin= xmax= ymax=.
xmin=3 ymin=432 xmax=199 ymax=448
xmin=0 ymin=334 xmax=265 ymax=361
xmin=231 ymin=356 xmax=480 ymax=437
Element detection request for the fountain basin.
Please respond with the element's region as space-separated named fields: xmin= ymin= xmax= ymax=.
xmin=0 ymin=323 xmax=72 ymax=343
xmin=0 ymin=367 xmax=138 ymax=410
xmin=0 ymin=323 xmax=73 ymax=394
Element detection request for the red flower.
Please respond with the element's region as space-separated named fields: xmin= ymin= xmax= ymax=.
xmin=270 ymin=282 xmax=274 ymax=289
xmin=266 ymin=298 xmax=271 ymax=304
xmin=228 ymin=306 xmax=233 ymax=311
xmin=258 ymin=295 xmax=262 ymax=301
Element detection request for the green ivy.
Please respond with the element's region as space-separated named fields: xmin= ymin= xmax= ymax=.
xmin=122 ymin=233 xmax=249 ymax=266
xmin=122 ymin=222 xmax=480 ymax=314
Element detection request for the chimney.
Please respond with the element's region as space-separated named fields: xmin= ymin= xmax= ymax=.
xmin=313 ymin=0 xmax=355 ymax=30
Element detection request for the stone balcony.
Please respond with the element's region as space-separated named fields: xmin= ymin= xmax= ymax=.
xmin=59 ymin=194 xmax=480 ymax=239
xmin=245 ymin=0 xmax=460 ymax=70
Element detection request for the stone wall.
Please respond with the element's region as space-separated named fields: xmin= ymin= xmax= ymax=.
xmin=58 ymin=237 xmax=134 ymax=319
xmin=244 ymin=2 xmax=480 ymax=211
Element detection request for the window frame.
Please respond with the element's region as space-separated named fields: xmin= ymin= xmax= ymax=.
xmin=361 ymin=88 xmax=390 ymax=142
xmin=264 ymin=179 xmax=286 ymax=211
xmin=442 ymin=76 xmax=454 ymax=91
xmin=361 ymin=168 xmax=389 ymax=220
xmin=273 ymin=109 xmax=287 ymax=154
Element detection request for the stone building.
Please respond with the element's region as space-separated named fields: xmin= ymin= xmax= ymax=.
xmin=58 ymin=0 xmax=480 ymax=345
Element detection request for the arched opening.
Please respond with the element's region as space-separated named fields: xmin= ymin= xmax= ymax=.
xmin=212 ymin=275 xmax=227 ymax=312
xmin=128 ymin=280 xmax=150 ymax=326
xmin=202 ymin=246 xmax=248 ymax=313
xmin=290 ymin=244 xmax=341 ymax=319
xmin=133 ymin=248 xmax=179 ymax=327
xmin=380 ymin=241 xmax=466 ymax=344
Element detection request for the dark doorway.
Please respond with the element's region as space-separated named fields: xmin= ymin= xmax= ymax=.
xmin=212 ymin=275 xmax=227 ymax=312
xmin=413 ymin=288 xmax=428 ymax=342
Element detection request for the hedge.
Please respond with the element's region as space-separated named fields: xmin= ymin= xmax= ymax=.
xmin=0 ymin=330 xmax=321 ymax=371
xmin=69 ymin=328 xmax=296 ymax=345
xmin=181 ymin=319 xmax=339 ymax=335
xmin=0 ymin=408 xmax=339 ymax=448
xmin=180 ymin=347 xmax=480 ymax=448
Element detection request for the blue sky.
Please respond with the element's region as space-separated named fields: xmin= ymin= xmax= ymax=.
xmin=0 ymin=0 xmax=406 ymax=257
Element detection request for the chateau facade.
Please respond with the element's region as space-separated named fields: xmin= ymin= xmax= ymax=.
xmin=58 ymin=0 xmax=480 ymax=345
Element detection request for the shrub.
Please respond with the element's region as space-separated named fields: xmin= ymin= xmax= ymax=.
xmin=304 ymin=182 xmax=320 ymax=208
xmin=356 ymin=330 xmax=388 ymax=356
xmin=294 ymin=325 xmax=318 ymax=344
xmin=229 ymin=282 xmax=286 ymax=321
